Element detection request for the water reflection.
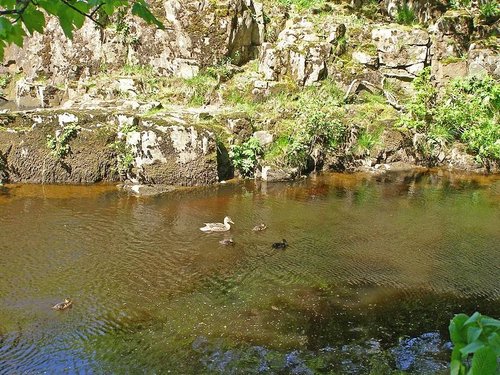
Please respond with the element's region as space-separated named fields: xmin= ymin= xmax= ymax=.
xmin=0 ymin=170 xmax=499 ymax=373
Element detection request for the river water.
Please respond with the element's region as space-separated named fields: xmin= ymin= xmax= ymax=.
xmin=0 ymin=170 xmax=499 ymax=374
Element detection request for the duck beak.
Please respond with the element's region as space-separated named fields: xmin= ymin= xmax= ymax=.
xmin=229 ymin=220 xmax=235 ymax=224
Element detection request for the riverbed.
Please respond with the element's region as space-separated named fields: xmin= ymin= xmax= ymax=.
xmin=0 ymin=170 xmax=499 ymax=374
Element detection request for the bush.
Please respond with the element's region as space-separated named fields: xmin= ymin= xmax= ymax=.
xmin=229 ymin=137 xmax=263 ymax=177
xmin=449 ymin=312 xmax=499 ymax=375
xmin=398 ymin=69 xmax=500 ymax=163
xmin=46 ymin=124 xmax=81 ymax=159
xmin=395 ymin=2 xmax=417 ymax=25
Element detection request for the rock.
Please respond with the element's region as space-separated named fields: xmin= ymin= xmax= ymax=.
xmin=468 ymin=48 xmax=500 ymax=78
xmin=0 ymin=110 xmax=219 ymax=185
xmin=352 ymin=51 xmax=379 ymax=67
xmin=260 ymin=166 xmax=298 ymax=182
xmin=448 ymin=144 xmax=484 ymax=173
xmin=2 ymin=0 xmax=263 ymax=83
xmin=372 ymin=27 xmax=429 ymax=74
xmin=253 ymin=131 xmax=273 ymax=147
xmin=258 ymin=16 xmax=345 ymax=86
xmin=381 ymin=0 xmax=448 ymax=24
xmin=15 ymin=80 xmax=65 ymax=109
xmin=119 ymin=183 xmax=176 ymax=196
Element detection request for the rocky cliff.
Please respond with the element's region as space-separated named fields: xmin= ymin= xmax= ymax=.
xmin=0 ymin=0 xmax=498 ymax=187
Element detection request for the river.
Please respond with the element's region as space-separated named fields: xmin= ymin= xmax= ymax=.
xmin=0 ymin=170 xmax=499 ymax=374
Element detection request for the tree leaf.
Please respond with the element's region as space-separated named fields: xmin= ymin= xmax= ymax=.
xmin=470 ymin=346 xmax=497 ymax=375
xmin=22 ymin=7 xmax=46 ymax=35
xmin=450 ymin=314 xmax=470 ymax=345
xmin=132 ymin=1 xmax=164 ymax=29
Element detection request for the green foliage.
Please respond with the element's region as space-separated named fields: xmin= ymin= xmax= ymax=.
xmin=395 ymin=2 xmax=417 ymax=25
xmin=229 ymin=137 xmax=263 ymax=177
xmin=277 ymin=0 xmax=325 ymax=10
xmin=184 ymin=74 xmax=217 ymax=106
xmin=262 ymin=80 xmax=347 ymax=170
xmin=0 ymin=0 xmax=163 ymax=60
xmin=398 ymin=69 xmax=500 ymax=163
xmin=356 ymin=129 xmax=381 ymax=155
xmin=109 ymin=121 xmax=137 ymax=176
xmin=46 ymin=123 xmax=81 ymax=159
xmin=449 ymin=312 xmax=500 ymax=375
xmin=480 ymin=0 xmax=500 ymax=19
xmin=448 ymin=0 xmax=472 ymax=10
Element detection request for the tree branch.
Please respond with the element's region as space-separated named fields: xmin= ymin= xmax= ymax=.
xmin=59 ymin=0 xmax=105 ymax=28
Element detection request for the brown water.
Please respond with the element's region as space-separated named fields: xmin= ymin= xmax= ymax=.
xmin=0 ymin=170 xmax=499 ymax=373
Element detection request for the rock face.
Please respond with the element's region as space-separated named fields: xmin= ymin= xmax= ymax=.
xmin=258 ymin=17 xmax=345 ymax=86
xmin=0 ymin=110 xmax=218 ymax=185
xmin=372 ymin=27 xmax=430 ymax=78
xmin=1 ymin=0 xmax=264 ymax=82
xmin=381 ymin=0 xmax=448 ymax=24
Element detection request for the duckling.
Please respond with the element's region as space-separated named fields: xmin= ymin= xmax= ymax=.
xmin=52 ymin=298 xmax=73 ymax=311
xmin=252 ymin=223 xmax=267 ymax=231
xmin=272 ymin=239 xmax=288 ymax=249
xmin=219 ymin=238 xmax=235 ymax=246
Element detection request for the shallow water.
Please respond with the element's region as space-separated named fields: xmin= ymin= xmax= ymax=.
xmin=0 ymin=170 xmax=499 ymax=373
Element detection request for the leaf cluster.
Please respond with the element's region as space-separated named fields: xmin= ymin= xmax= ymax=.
xmin=449 ymin=312 xmax=500 ymax=375
xmin=398 ymin=68 xmax=500 ymax=163
xmin=229 ymin=137 xmax=263 ymax=177
xmin=46 ymin=123 xmax=81 ymax=158
xmin=0 ymin=0 xmax=163 ymax=59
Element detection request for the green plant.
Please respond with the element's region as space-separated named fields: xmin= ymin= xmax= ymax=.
xmin=480 ymin=0 xmax=500 ymax=18
xmin=184 ymin=74 xmax=218 ymax=106
xmin=229 ymin=137 xmax=263 ymax=177
xmin=110 ymin=121 xmax=138 ymax=176
xmin=356 ymin=129 xmax=381 ymax=155
xmin=448 ymin=0 xmax=472 ymax=10
xmin=46 ymin=123 xmax=80 ymax=159
xmin=395 ymin=2 xmax=417 ymax=25
xmin=277 ymin=0 xmax=325 ymax=10
xmin=399 ymin=69 xmax=500 ymax=163
xmin=449 ymin=312 xmax=500 ymax=375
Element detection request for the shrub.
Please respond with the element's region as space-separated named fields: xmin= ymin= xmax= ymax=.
xmin=449 ymin=312 xmax=500 ymax=375
xmin=480 ymin=0 xmax=500 ymax=19
xmin=398 ymin=69 xmax=500 ymax=163
xmin=229 ymin=137 xmax=263 ymax=177
xmin=395 ymin=2 xmax=417 ymax=25
xmin=46 ymin=124 xmax=81 ymax=159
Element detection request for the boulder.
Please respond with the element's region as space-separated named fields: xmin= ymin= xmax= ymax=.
xmin=468 ymin=47 xmax=500 ymax=78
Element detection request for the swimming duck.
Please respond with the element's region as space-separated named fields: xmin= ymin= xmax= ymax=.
xmin=200 ymin=216 xmax=234 ymax=232
xmin=272 ymin=239 xmax=288 ymax=249
xmin=52 ymin=298 xmax=73 ymax=311
xmin=219 ymin=238 xmax=235 ymax=246
xmin=252 ymin=223 xmax=267 ymax=231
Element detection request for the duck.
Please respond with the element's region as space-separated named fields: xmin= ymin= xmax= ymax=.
xmin=252 ymin=223 xmax=267 ymax=231
xmin=272 ymin=239 xmax=288 ymax=249
xmin=200 ymin=216 xmax=234 ymax=232
xmin=52 ymin=298 xmax=73 ymax=311
xmin=219 ymin=238 xmax=235 ymax=246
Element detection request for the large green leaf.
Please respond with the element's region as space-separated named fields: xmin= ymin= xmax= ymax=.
xmin=450 ymin=314 xmax=470 ymax=345
xmin=465 ymin=312 xmax=481 ymax=326
xmin=460 ymin=341 xmax=485 ymax=356
xmin=481 ymin=317 xmax=500 ymax=328
xmin=470 ymin=346 xmax=498 ymax=375
xmin=467 ymin=326 xmax=483 ymax=344
xmin=132 ymin=1 xmax=164 ymax=29
xmin=22 ymin=7 xmax=46 ymax=35
xmin=450 ymin=359 xmax=465 ymax=375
